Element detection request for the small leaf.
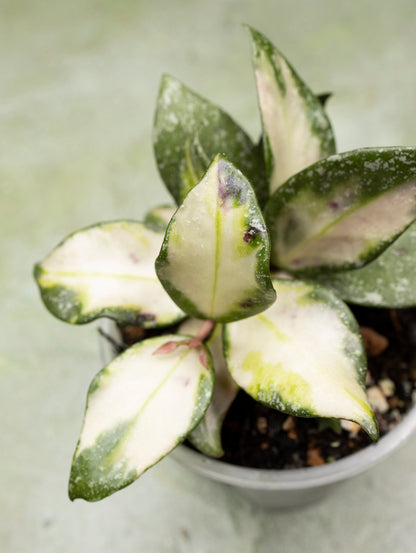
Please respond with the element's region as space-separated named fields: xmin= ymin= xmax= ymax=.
xmin=265 ymin=147 xmax=416 ymax=272
xmin=156 ymin=155 xmax=276 ymax=323
xmin=223 ymin=279 xmax=378 ymax=440
xmin=179 ymin=320 xmax=238 ymax=457
xmin=69 ymin=335 xmax=214 ymax=501
xmin=153 ymin=74 xmax=268 ymax=206
xmin=144 ymin=204 xmax=176 ymax=232
xmin=248 ymin=26 xmax=336 ymax=195
xmin=34 ymin=221 xmax=185 ymax=327
xmin=315 ymin=221 xmax=416 ymax=307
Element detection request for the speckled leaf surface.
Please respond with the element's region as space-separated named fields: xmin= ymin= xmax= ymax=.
xmin=179 ymin=320 xmax=238 ymax=457
xmin=224 ymin=279 xmax=378 ymax=439
xmin=144 ymin=204 xmax=176 ymax=232
xmin=156 ymin=156 xmax=276 ymax=323
xmin=153 ymin=74 xmax=267 ymax=206
xmin=315 ymin=221 xmax=416 ymax=307
xmin=248 ymin=26 xmax=336 ymax=195
xmin=34 ymin=221 xmax=185 ymax=327
xmin=265 ymin=147 xmax=416 ymax=272
xmin=69 ymin=335 xmax=214 ymax=501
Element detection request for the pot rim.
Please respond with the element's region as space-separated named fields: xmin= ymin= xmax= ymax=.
xmin=171 ymin=403 xmax=416 ymax=490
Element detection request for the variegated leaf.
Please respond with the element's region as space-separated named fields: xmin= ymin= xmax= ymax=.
xmin=34 ymin=221 xmax=185 ymax=327
xmin=155 ymin=155 xmax=276 ymax=323
xmin=69 ymin=335 xmax=214 ymax=501
xmin=248 ymin=26 xmax=336 ymax=195
xmin=153 ymin=74 xmax=268 ymax=206
xmin=265 ymin=147 xmax=416 ymax=272
xmin=179 ymin=319 xmax=238 ymax=457
xmin=223 ymin=279 xmax=378 ymax=440
xmin=315 ymin=220 xmax=416 ymax=307
xmin=144 ymin=204 xmax=176 ymax=232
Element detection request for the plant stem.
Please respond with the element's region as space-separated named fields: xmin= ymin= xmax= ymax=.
xmin=194 ymin=320 xmax=216 ymax=343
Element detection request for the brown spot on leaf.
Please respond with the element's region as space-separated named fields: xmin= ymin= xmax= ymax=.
xmin=240 ymin=298 xmax=254 ymax=309
xmin=136 ymin=313 xmax=157 ymax=325
xmin=243 ymin=224 xmax=264 ymax=243
xmin=217 ymin=161 xmax=246 ymax=207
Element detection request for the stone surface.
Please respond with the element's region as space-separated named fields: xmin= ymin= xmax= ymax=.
xmin=1 ymin=1 xmax=416 ymax=552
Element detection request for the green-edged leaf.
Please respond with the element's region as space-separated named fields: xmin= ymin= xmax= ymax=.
xmin=179 ymin=320 xmax=238 ymax=457
xmin=265 ymin=147 xmax=416 ymax=273
xmin=34 ymin=221 xmax=185 ymax=327
xmin=315 ymin=220 xmax=416 ymax=307
xmin=156 ymin=155 xmax=276 ymax=323
xmin=69 ymin=335 xmax=214 ymax=501
xmin=144 ymin=204 xmax=176 ymax=232
xmin=248 ymin=26 xmax=336 ymax=195
xmin=223 ymin=279 xmax=378 ymax=440
xmin=153 ymin=74 xmax=267 ymax=206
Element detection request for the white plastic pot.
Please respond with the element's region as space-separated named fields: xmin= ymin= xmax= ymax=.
xmin=99 ymin=320 xmax=416 ymax=509
xmin=171 ymin=406 xmax=416 ymax=508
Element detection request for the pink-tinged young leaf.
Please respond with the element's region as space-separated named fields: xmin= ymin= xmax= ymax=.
xmin=153 ymin=341 xmax=180 ymax=355
xmin=265 ymin=147 xmax=416 ymax=273
xmin=156 ymin=155 xmax=276 ymax=323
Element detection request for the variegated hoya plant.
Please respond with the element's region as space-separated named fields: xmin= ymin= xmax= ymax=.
xmin=35 ymin=27 xmax=416 ymax=502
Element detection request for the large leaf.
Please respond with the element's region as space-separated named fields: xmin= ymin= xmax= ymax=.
xmin=248 ymin=26 xmax=336 ymax=195
xmin=179 ymin=320 xmax=238 ymax=457
xmin=69 ymin=335 xmax=214 ymax=501
xmin=315 ymin=221 xmax=416 ymax=307
xmin=265 ymin=147 xmax=416 ymax=273
xmin=156 ymin=155 xmax=276 ymax=323
xmin=223 ymin=279 xmax=378 ymax=440
xmin=153 ymin=74 xmax=267 ymax=206
xmin=34 ymin=221 xmax=185 ymax=327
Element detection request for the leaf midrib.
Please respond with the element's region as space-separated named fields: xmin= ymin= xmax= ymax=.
xmin=103 ymin=346 xmax=193 ymax=467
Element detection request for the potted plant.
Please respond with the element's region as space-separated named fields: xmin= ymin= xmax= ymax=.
xmin=34 ymin=27 xmax=416 ymax=507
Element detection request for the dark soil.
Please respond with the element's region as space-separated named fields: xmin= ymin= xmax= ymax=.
xmin=220 ymin=307 xmax=416 ymax=469
xmin=111 ymin=307 xmax=416 ymax=470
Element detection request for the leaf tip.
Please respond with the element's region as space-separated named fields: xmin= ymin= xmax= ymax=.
xmin=33 ymin=262 xmax=42 ymax=279
xmin=363 ymin=412 xmax=379 ymax=442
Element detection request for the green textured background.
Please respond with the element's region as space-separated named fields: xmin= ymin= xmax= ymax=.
xmin=2 ymin=1 xmax=415 ymax=552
